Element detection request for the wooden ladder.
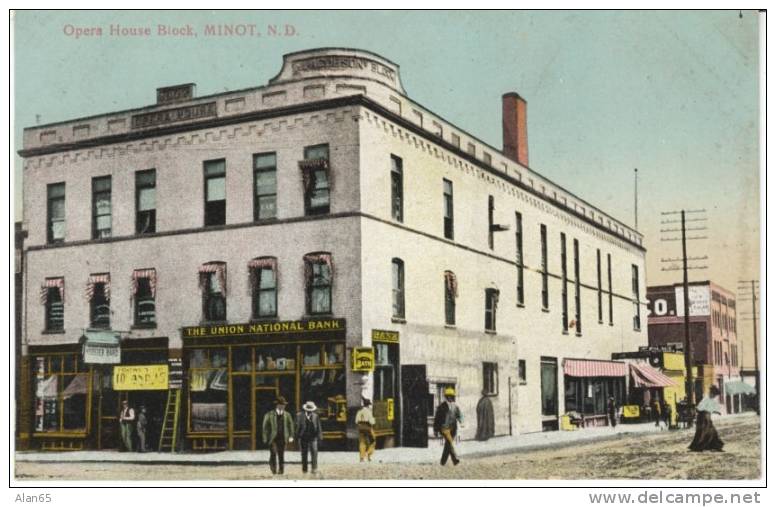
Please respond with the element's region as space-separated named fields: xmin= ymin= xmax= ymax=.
xmin=158 ymin=389 xmax=181 ymax=453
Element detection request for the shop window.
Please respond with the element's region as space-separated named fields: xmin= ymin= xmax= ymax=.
xmin=135 ymin=169 xmax=156 ymax=234
xmin=132 ymin=269 xmax=156 ymax=326
xmin=41 ymin=278 xmax=65 ymax=332
xmin=392 ymin=258 xmax=405 ymax=319
xmin=87 ymin=274 xmax=111 ymax=329
xmin=33 ymin=354 xmax=88 ymax=433
xmin=540 ymin=224 xmax=549 ymax=310
xmin=47 ymin=182 xmax=66 ymax=244
xmin=300 ymin=342 xmax=345 ymax=421
xmin=231 ymin=347 xmax=252 ymax=372
xmin=188 ymin=348 xmax=228 ymax=432
xmin=483 ymin=362 xmax=498 ymax=395
xmin=442 ymin=179 xmax=455 ymax=240
xmin=302 ymin=144 xmax=330 ymax=216
xmin=391 ymin=155 xmax=403 ymax=222
xmin=304 ymin=253 xmax=332 ymax=315
xmin=92 ymin=176 xmax=112 ymax=239
xmin=249 ymin=257 xmax=278 ymax=319
xmin=199 ymin=262 xmax=227 ymax=322
xmin=254 ymin=153 xmax=277 ymax=220
xmin=232 ymin=375 xmax=252 ymax=432
xmin=515 ymin=212 xmax=524 ymax=305
xmin=444 ymin=270 xmax=457 ymax=326
xmin=485 ymin=288 xmax=499 ymax=332
xmin=540 ymin=357 xmax=558 ymax=416
xmin=204 ymin=159 xmax=226 ymax=226
xmin=518 ymin=360 xmax=527 ymax=384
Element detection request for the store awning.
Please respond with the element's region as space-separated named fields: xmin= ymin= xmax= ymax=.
xmin=81 ymin=330 xmax=121 ymax=364
xmin=563 ymin=359 xmax=628 ymax=377
xmin=724 ymin=380 xmax=756 ymax=396
xmin=630 ymin=362 xmax=676 ymax=388
xmin=62 ymin=374 xmax=88 ymax=398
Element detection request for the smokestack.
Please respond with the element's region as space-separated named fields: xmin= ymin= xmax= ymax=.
xmin=502 ymin=92 xmax=529 ymax=167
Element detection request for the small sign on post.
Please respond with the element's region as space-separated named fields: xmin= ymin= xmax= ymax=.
xmin=351 ymin=347 xmax=375 ymax=372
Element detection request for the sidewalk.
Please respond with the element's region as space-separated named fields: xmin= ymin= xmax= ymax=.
xmin=16 ymin=413 xmax=754 ymax=466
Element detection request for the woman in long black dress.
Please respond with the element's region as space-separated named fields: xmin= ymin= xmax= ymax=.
xmin=688 ymin=385 xmax=724 ymax=452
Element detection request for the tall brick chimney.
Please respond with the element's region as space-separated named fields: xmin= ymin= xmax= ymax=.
xmin=502 ymin=92 xmax=529 ymax=167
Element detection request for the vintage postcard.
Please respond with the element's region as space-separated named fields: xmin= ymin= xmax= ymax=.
xmin=10 ymin=9 xmax=764 ymax=491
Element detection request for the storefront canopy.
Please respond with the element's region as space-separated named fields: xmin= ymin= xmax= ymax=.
xmin=563 ymin=359 xmax=627 ymax=377
xmin=724 ymin=380 xmax=756 ymax=396
xmin=629 ymin=362 xmax=676 ymax=388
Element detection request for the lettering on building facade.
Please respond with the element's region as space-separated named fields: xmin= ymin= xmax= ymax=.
xmin=291 ymin=55 xmax=396 ymax=83
xmin=131 ymin=101 xmax=217 ymax=129
xmin=182 ymin=318 xmax=346 ymax=338
xmin=371 ymin=329 xmax=399 ymax=343
xmin=157 ymin=84 xmax=195 ymax=105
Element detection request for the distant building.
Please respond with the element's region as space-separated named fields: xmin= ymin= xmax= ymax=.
xmin=647 ymin=281 xmax=743 ymax=413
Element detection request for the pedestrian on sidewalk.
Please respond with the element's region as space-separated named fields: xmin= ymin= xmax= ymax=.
xmin=136 ymin=405 xmax=148 ymax=452
xmin=262 ymin=396 xmax=295 ymax=475
xmin=475 ymin=390 xmax=495 ymax=441
xmin=355 ymin=398 xmax=376 ymax=462
xmin=295 ymin=401 xmax=323 ymax=474
xmin=689 ymin=386 xmax=724 ymax=452
xmin=118 ymin=400 xmax=135 ymax=452
xmin=433 ymin=386 xmax=463 ymax=466
xmin=652 ymin=398 xmax=663 ymax=429
xmin=661 ymin=399 xmax=672 ymax=429
xmin=607 ymin=397 xmax=618 ymax=428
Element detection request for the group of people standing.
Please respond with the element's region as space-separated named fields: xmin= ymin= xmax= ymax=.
xmin=118 ymin=400 xmax=149 ymax=452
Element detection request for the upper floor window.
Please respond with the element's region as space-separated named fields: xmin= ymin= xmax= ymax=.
xmin=132 ymin=269 xmax=156 ymax=326
xmin=444 ymin=270 xmax=457 ymax=326
xmin=86 ymin=274 xmax=110 ymax=329
xmin=41 ymin=278 xmax=64 ymax=332
xmin=135 ymin=169 xmax=156 ymax=234
xmin=596 ymin=249 xmax=603 ymax=323
xmin=204 ymin=159 xmax=226 ymax=226
xmin=607 ymin=254 xmax=614 ymax=325
xmin=249 ymin=257 xmax=278 ymax=319
xmin=302 ymin=145 xmax=330 ymax=216
xmin=488 ymin=195 xmax=495 ymax=250
xmin=485 ymin=288 xmax=499 ymax=332
xmin=443 ymin=179 xmax=454 ymax=240
xmin=92 ymin=176 xmax=112 ymax=239
xmin=561 ymin=233 xmax=568 ymax=332
xmin=573 ymin=239 xmax=581 ymax=335
xmin=392 ymin=258 xmax=405 ymax=319
xmin=47 ymin=183 xmax=65 ymax=244
xmin=254 ymin=153 xmax=277 ymax=221
xmin=391 ymin=155 xmax=403 ymax=222
xmin=518 ymin=359 xmax=527 ymax=384
xmin=632 ymin=264 xmax=641 ymax=331
xmin=304 ymin=252 xmax=332 ymax=315
xmin=199 ymin=262 xmax=227 ymax=322
xmin=540 ymin=224 xmax=548 ymax=310
xmin=483 ymin=362 xmax=498 ymax=395
xmin=515 ymin=212 xmax=524 ymax=306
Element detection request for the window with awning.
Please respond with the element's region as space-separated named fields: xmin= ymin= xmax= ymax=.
xmin=86 ymin=273 xmax=111 ymax=329
xmin=248 ymin=257 xmax=277 ymax=318
xmin=132 ymin=269 xmax=157 ymax=325
xmin=41 ymin=277 xmax=65 ymax=331
xmin=199 ymin=262 xmax=227 ymax=321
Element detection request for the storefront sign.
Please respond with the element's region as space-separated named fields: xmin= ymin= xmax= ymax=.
xmin=386 ymin=398 xmax=395 ymax=421
xmin=81 ymin=331 xmax=121 ymax=364
xmin=622 ymin=405 xmax=640 ymax=418
xmin=351 ymin=347 xmax=374 ymax=372
xmin=371 ymin=329 xmax=399 ymax=344
xmin=182 ymin=318 xmax=346 ymax=339
xmin=291 ymin=55 xmax=397 ymax=83
xmin=131 ymin=101 xmax=216 ymax=129
xmin=113 ymin=365 xmax=169 ymax=391
xmin=168 ymin=358 xmax=183 ymax=389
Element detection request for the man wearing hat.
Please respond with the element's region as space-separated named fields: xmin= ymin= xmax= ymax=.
xmin=433 ymin=386 xmax=463 ymax=466
xmin=355 ymin=398 xmax=376 ymax=462
xmin=262 ymin=396 xmax=295 ymax=474
xmin=118 ymin=400 xmax=135 ymax=452
xmin=295 ymin=401 xmax=323 ymax=474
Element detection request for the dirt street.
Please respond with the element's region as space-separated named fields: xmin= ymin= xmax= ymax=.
xmin=15 ymin=416 xmax=760 ymax=481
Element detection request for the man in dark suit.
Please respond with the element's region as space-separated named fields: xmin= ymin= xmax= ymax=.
xmin=295 ymin=401 xmax=324 ymax=474
xmin=262 ymin=396 xmax=295 ymax=475
xmin=433 ymin=386 xmax=463 ymax=466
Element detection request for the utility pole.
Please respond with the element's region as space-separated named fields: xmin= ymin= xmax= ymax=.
xmin=738 ymin=279 xmax=760 ymax=415
xmin=661 ymin=209 xmax=708 ymax=421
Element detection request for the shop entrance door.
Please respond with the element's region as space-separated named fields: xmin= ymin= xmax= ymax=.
xmin=127 ymin=390 xmax=167 ymax=451
xmin=96 ymin=369 xmax=120 ymax=450
xmin=401 ymin=364 xmax=428 ymax=447
xmin=254 ymin=387 xmax=279 ymax=450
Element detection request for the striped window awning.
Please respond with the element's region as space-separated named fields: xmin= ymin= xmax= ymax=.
xmin=199 ymin=262 xmax=227 ymax=295
xmin=248 ymin=257 xmax=277 ymax=294
xmin=563 ymin=358 xmax=628 ymax=377
xmin=629 ymin=362 xmax=676 ymax=388
xmin=85 ymin=273 xmax=110 ymax=301
xmin=444 ymin=271 xmax=458 ymax=298
xmin=131 ymin=269 xmax=157 ymax=297
xmin=40 ymin=277 xmax=64 ymax=305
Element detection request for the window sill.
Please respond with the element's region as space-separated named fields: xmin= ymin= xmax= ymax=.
xmin=444 ymin=324 xmax=456 ymax=329
xmin=250 ymin=317 xmax=279 ymax=323
xmin=391 ymin=317 xmax=407 ymax=324
xmin=519 ymin=381 xmax=527 ymax=386
xmin=131 ymin=323 xmax=157 ymax=330
xmin=42 ymin=329 xmax=66 ymax=335
xmin=516 ymin=303 xmax=525 ymax=308
xmin=598 ymin=320 xmax=604 ymax=324
xmin=609 ymin=322 xmax=614 ymax=327
xmin=484 ymin=329 xmax=497 ymax=335
xmin=633 ymin=328 xmax=642 ymax=332
xmin=542 ymin=308 xmax=550 ymax=313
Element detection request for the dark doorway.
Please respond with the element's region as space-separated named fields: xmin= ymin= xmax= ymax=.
xmin=401 ymin=364 xmax=428 ymax=447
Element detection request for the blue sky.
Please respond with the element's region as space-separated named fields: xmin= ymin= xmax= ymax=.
xmin=12 ymin=10 xmax=761 ymax=353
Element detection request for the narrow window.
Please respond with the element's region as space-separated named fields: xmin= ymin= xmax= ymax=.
xmin=392 ymin=258 xmax=405 ymax=319
xmin=200 ymin=263 xmax=227 ymax=322
xmin=132 ymin=269 xmax=156 ymax=326
xmin=607 ymin=254 xmax=613 ymax=325
xmin=47 ymin=183 xmax=66 ymax=244
xmin=485 ymin=288 xmax=499 ymax=332
xmin=443 ymin=179 xmax=454 ymax=240
xmin=253 ymin=153 xmax=277 ymax=220
xmin=42 ymin=278 xmax=64 ymax=331
xmin=87 ymin=274 xmax=111 ymax=329
xmin=596 ymin=249 xmax=603 ymax=323
xmin=561 ymin=233 xmax=568 ymax=332
xmin=541 ymin=224 xmax=549 ymax=310
xmin=482 ymin=362 xmax=498 ymax=395
xmin=303 ymin=144 xmax=330 ymax=215
xmin=204 ymin=159 xmax=226 ymax=226
xmin=632 ymin=264 xmax=641 ymax=330
xmin=250 ymin=258 xmax=278 ymax=318
xmin=92 ymin=176 xmax=112 ymax=239
xmin=305 ymin=253 xmax=332 ymax=315
xmin=518 ymin=360 xmax=527 ymax=384
xmin=135 ymin=169 xmax=156 ymax=234
xmin=515 ymin=212 xmax=524 ymax=306
xmin=444 ymin=270 xmax=457 ymax=325
xmin=488 ymin=195 xmax=495 ymax=250
xmin=391 ymin=155 xmax=403 ymax=222
xmin=574 ymin=239 xmax=581 ymax=335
